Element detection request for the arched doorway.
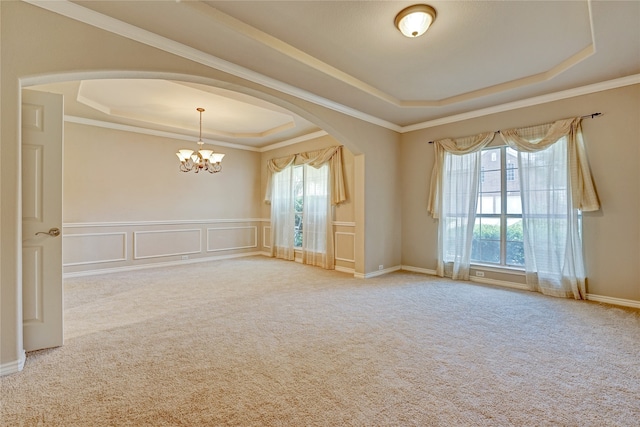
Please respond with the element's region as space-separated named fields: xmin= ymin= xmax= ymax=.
xmin=19 ymin=71 xmax=362 ymax=358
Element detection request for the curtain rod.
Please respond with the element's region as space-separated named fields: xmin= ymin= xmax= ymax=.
xmin=427 ymin=113 xmax=602 ymax=144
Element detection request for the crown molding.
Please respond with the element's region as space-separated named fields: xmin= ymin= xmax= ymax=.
xmin=23 ymin=0 xmax=399 ymax=132
xmin=400 ymin=74 xmax=640 ymax=133
xmin=22 ymin=1 xmax=639 ymax=136
xmin=259 ymin=130 xmax=329 ymax=152
xmin=64 ymin=115 xmax=261 ymax=152
xmin=183 ymin=0 xmax=596 ymax=109
xmin=64 ymin=115 xmax=330 ymax=153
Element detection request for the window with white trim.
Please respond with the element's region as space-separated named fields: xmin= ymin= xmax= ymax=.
xmin=472 ymin=146 xmax=524 ymax=267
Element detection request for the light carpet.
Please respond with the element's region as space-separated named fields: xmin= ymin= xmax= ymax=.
xmin=1 ymin=257 xmax=639 ymax=426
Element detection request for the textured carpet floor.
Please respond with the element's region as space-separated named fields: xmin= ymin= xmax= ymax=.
xmin=1 ymin=257 xmax=639 ymax=426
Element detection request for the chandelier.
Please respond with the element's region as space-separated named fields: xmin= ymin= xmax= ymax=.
xmin=176 ymin=107 xmax=225 ymax=173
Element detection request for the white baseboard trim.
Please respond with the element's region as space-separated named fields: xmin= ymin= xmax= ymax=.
xmin=586 ymin=294 xmax=640 ymax=309
xmin=334 ymin=265 xmax=355 ymax=275
xmin=400 ymin=265 xmax=640 ymax=308
xmin=0 ymin=349 xmax=26 ymax=377
xmin=64 ymin=251 xmax=267 ymax=278
xmin=469 ymin=276 xmax=530 ymax=292
xmin=402 ymin=264 xmax=530 ymax=291
xmin=401 ymin=265 xmax=437 ymax=276
xmin=354 ymin=265 xmax=402 ymax=279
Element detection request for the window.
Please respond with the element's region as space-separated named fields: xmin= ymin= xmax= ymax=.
xmin=506 ymin=161 xmax=515 ymax=181
xmin=472 ymin=147 xmax=524 ymax=267
xmin=292 ymin=164 xmax=329 ymax=250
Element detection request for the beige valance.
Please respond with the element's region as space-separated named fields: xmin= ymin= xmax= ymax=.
xmin=427 ymin=132 xmax=495 ymax=218
xmin=499 ymin=118 xmax=600 ymax=212
xmin=265 ymin=145 xmax=347 ymax=206
xmin=428 ymin=117 xmax=600 ymax=218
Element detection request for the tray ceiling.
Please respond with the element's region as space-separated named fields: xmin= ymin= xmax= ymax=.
xmin=26 ymin=0 xmax=640 ymax=148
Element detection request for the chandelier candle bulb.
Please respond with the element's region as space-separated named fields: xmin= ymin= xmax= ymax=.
xmin=199 ymin=149 xmax=214 ymax=160
xmin=211 ymin=153 xmax=225 ymax=163
xmin=177 ymin=149 xmax=194 ymax=162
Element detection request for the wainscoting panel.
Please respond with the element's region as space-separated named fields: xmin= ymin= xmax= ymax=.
xmin=62 ymin=219 xmax=353 ymax=275
xmin=335 ymin=231 xmax=355 ymax=263
xmin=263 ymin=226 xmax=271 ymax=249
xmin=63 ymin=232 xmax=127 ymax=266
xmin=134 ymin=229 xmax=202 ymax=259
xmin=207 ymin=226 xmax=257 ymax=252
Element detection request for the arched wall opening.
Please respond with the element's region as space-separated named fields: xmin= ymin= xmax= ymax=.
xmin=2 ymin=0 xmax=401 ymax=373
xmin=21 ymin=71 xmax=362 ymax=265
xmin=14 ymin=70 xmax=366 ymax=367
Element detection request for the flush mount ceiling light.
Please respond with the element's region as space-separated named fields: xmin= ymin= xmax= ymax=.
xmin=395 ymin=4 xmax=437 ymax=38
xmin=176 ymin=107 xmax=225 ymax=174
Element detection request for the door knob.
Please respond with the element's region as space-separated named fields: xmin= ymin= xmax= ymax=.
xmin=35 ymin=227 xmax=61 ymax=237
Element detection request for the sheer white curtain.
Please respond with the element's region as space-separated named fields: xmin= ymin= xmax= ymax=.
xmin=500 ymin=118 xmax=599 ymax=299
xmin=270 ymin=164 xmax=296 ymax=261
xmin=302 ymin=163 xmax=333 ymax=269
xmin=265 ymin=146 xmax=346 ymax=270
xmin=439 ymin=151 xmax=481 ymax=279
xmin=429 ymin=133 xmax=494 ymax=279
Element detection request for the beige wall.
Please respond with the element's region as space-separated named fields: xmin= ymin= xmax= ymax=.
xmin=64 ymin=123 xmax=261 ymax=222
xmin=401 ymin=84 xmax=640 ymax=302
xmin=1 ymin=1 xmax=401 ymax=369
xmin=61 ymin=122 xmax=263 ymax=274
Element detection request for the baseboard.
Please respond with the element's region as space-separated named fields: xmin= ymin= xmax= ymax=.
xmin=0 ymin=349 xmax=26 ymax=377
xmin=586 ymin=294 xmax=640 ymax=309
xmin=334 ymin=265 xmax=355 ymax=275
xmin=469 ymin=276 xmax=530 ymax=291
xmin=401 ymin=265 xmax=437 ymax=275
xmin=64 ymin=251 xmax=267 ymax=278
xmin=354 ymin=265 xmax=402 ymax=279
xmin=401 ymin=265 xmax=640 ymax=309
xmin=402 ymin=264 xmax=530 ymax=291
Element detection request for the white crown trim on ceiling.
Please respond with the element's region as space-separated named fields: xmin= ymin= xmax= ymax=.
xmin=24 ymin=0 xmax=398 ymax=132
xmin=403 ymin=74 xmax=640 ymax=132
xmin=64 ymin=115 xmax=328 ymax=153
xmin=23 ymin=0 xmax=640 ymax=134
xmin=183 ymin=1 xmax=597 ymax=108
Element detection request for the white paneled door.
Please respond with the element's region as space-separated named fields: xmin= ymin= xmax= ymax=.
xmin=22 ymin=89 xmax=64 ymax=352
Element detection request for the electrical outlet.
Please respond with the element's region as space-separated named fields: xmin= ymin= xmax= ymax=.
xmin=475 ymin=271 xmax=484 ymax=277
xmin=378 ymin=264 xmax=384 ymax=271
xmin=181 ymin=255 xmax=189 ymax=260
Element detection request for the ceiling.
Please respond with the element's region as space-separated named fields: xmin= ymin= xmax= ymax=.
xmin=28 ymin=0 xmax=640 ymax=151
